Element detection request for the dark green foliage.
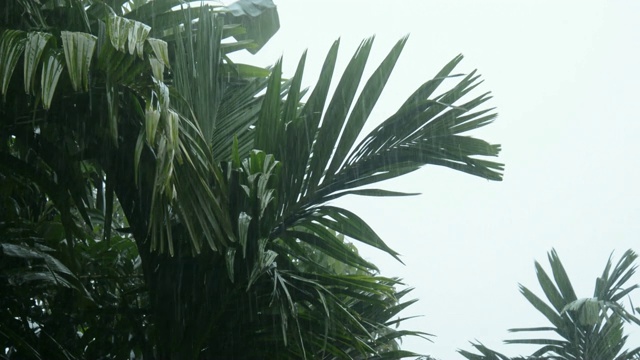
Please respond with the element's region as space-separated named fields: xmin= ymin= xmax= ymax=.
xmin=1 ymin=0 xmax=502 ymax=358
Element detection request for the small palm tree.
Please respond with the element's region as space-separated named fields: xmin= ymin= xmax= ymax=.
xmin=460 ymin=249 xmax=640 ymax=360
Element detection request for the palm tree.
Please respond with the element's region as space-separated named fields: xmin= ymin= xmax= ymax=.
xmin=0 ymin=1 xmax=273 ymax=357
xmin=1 ymin=0 xmax=503 ymax=358
xmin=460 ymin=249 xmax=640 ymax=360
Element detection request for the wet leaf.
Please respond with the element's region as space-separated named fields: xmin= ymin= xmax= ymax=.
xmin=107 ymin=14 xmax=131 ymax=53
xmin=23 ymin=32 xmax=53 ymax=95
xmin=327 ymin=36 xmax=408 ymax=177
xmin=40 ymin=49 xmax=64 ymax=109
xmin=238 ymin=212 xmax=251 ymax=257
xmin=0 ymin=30 xmax=27 ymax=97
xmin=147 ymin=38 xmax=169 ymax=68
xmin=311 ymin=206 xmax=402 ymax=263
xmin=61 ymin=31 xmax=97 ymax=92
xmin=225 ymin=247 xmax=236 ymax=282
xmin=306 ymin=37 xmax=374 ymax=193
xmin=145 ymin=100 xmax=161 ymax=145
xmin=149 ymin=56 xmax=164 ymax=81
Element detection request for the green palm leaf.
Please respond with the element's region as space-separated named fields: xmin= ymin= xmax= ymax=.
xmin=0 ymin=30 xmax=27 ymax=98
xmin=304 ymin=37 xmax=375 ymax=195
xmin=41 ymin=49 xmax=65 ymax=109
xmin=61 ymin=31 xmax=97 ymax=92
xmin=23 ymin=32 xmax=53 ymax=95
xmin=462 ymin=249 xmax=640 ymax=360
xmin=249 ymin=41 xmax=502 ymax=274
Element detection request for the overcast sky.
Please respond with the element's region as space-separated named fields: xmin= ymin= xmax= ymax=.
xmin=231 ymin=1 xmax=640 ymax=358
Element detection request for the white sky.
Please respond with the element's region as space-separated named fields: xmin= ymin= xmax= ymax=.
xmin=231 ymin=1 xmax=640 ymax=358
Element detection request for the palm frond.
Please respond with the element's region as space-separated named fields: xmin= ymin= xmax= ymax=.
xmin=463 ymin=249 xmax=640 ymax=360
xmin=249 ymin=38 xmax=502 ymax=265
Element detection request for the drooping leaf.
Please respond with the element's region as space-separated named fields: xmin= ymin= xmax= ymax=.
xmin=107 ymin=14 xmax=132 ymax=53
xmin=40 ymin=49 xmax=64 ymax=109
xmin=149 ymin=56 xmax=164 ymax=81
xmin=145 ymin=99 xmax=161 ymax=145
xmin=61 ymin=31 xmax=97 ymax=92
xmin=283 ymin=228 xmax=377 ymax=273
xmin=23 ymin=32 xmax=53 ymax=95
xmin=309 ymin=206 xmax=402 ymax=263
xmin=238 ymin=212 xmax=252 ymax=258
xmin=0 ymin=30 xmax=27 ymax=98
xmin=148 ymin=38 xmax=170 ymax=67
xmin=128 ymin=17 xmax=151 ymax=58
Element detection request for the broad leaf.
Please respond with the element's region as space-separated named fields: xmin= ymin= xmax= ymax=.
xmin=61 ymin=31 xmax=97 ymax=92
xmin=0 ymin=30 xmax=27 ymax=98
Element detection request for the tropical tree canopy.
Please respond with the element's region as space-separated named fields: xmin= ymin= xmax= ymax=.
xmin=1 ymin=0 xmax=503 ymax=358
xmin=460 ymin=249 xmax=640 ymax=360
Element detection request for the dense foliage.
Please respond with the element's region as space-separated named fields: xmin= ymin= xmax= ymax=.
xmin=1 ymin=0 xmax=503 ymax=358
